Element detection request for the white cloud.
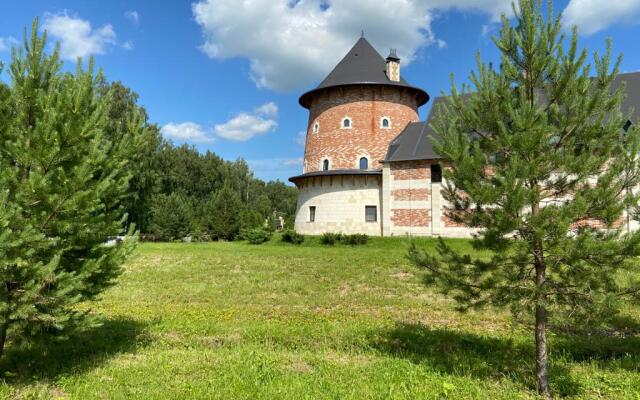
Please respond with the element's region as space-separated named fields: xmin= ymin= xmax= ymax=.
xmin=192 ymin=0 xmax=511 ymax=91
xmin=161 ymin=122 xmax=215 ymax=144
xmin=255 ymin=101 xmax=278 ymax=117
xmin=124 ymin=10 xmax=140 ymax=25
xmin=215 ymin=114 xmax=277 ymax=141
xmin=122 ymin=40 xmax=134 ymax=50
xmin=42 ymin=12 xmax=116 ymax=60
xmin=563 ymin=0 xmax=640 ymax=35
xmin=214 ymin=102 xmax=278 ymax=141
xmin=0 ymin=36 xmax=18 ymax=52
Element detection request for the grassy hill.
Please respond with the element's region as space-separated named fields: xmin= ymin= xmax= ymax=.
xmin=1 ymin=237 xmax=638 ymax=399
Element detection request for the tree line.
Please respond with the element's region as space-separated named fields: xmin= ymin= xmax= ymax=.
xmin=99 ymin=81 xmax=297 ymax=242
xmin=0 ymin=19 xmax=298 ymax=359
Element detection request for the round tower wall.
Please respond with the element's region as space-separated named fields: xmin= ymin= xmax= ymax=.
xmin=303 ymin=85 xmax=419 ymax=173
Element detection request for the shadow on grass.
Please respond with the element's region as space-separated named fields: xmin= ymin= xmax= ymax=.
xmin=371 ymin=322 xmax=640 ymax=397
xmin=0 ymin=317 xmax=150 ymax=384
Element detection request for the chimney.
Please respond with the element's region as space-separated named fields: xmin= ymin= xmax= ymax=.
xmin=386 ymin=49 xmax=400 ymax=82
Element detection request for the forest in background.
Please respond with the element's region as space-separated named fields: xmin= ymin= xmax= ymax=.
xmin=100 ymin=81 xmax=297 ymax=241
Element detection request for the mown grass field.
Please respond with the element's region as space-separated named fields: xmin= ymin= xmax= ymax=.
xmin=1 ymin=236 xmax=639 ymax=399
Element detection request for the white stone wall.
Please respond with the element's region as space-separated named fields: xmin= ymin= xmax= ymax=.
xmin=294 ymin=175 xmax=383 ymax=235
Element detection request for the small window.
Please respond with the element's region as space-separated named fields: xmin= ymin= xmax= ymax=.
xmin=365 ymin=206 xmax=377 ymax=222
xmin=359 ymin=157 xmax=368 ymax=170
xmin=381 ymin=117 xmax=390 ymax=128
xmin=313 ymin=122 xmax=319 ymax=133
xmin=430 ymin=164 xmax=442 ymax=183
xmin=342 ymin=117 xmax=351 ymax=129
xmin=309 ymin=206 xmax=316 ymax=222
xmin=322 ymin=159 xmax=329 ymax=171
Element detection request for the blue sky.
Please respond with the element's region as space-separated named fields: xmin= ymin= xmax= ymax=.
xmin=2 ymin=0 xmax=640 ymax=182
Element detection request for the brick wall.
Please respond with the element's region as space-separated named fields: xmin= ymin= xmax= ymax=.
xmin=442 ymin=209 xmax=468 ymax=228
xmin=391 ymin=188 xmax=430 ymax=201
xmin=391 ymin=209 xmax=429 ymax=227
xmin=302 ymin=85 xmax=419 ymax=172
xmin=572 ymin=215 xmax=625 ymax=230
xmin=390 ymin=160 xmax=430 ymax=180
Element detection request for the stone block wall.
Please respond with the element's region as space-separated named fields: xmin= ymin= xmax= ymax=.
xmin=293 ymin=174 xmax=383 ymax=235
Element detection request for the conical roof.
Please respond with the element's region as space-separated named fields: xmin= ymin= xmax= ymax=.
xmin=299 ymin=37 xmax=429 ymax=108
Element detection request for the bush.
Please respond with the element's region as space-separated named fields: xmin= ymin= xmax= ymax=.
xmin=320 ymin=232 xmax=342 ymax=245
xmin=241 ymin=228 xmax=272 ymax=244
xmin=342 ymin=233 xmax=369 ymax=245
xmin=239 ymin=209 xmax=264 ymax=231
xmin=281 ymin=229 xmax=304 ymax=245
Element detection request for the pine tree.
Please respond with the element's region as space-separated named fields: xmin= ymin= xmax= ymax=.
xmin=206 ymin=183 xmax=243 ymax=240
xmin=408 ymin=0 xmax=640 ymax=396
xmin=0 ymin=20 xmax=136 ymax=358
xmin=150 ymin=192 xmax=194 ymax=241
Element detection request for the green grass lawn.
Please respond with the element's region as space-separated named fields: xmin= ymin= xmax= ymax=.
xmin=1 ymin=236 xmax=638 ymax=399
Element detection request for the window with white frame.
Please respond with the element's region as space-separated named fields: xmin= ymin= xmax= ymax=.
xmin=322 ymin=159 xmax=329 ymax=171
xmin=313 ymin=122 xmax=319 ymax=133
xmin=380 ymin=117 xmax=390 ymax=128
xmin=342 ymin=117 xmax=352 ymax=129
xmin=359 ymin=157 xmax=368 ymax=170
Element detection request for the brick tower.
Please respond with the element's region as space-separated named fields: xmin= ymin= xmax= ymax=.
xmin=298 ymin=37 xmax=428 ymax=173
xmin=290 ymin=37 xmax=429 ymax=235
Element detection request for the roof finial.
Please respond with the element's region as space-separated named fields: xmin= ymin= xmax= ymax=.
xmin=361 ymin=29 xmax=365 ymax=38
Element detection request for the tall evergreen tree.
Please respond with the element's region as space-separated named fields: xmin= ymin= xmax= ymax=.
xmin=0 ymin=20 xmax=136 ymax=358
xmin=100 ymin=81 xmax=164 ymax=232
xmin=408 ymin=0 xmax=640 ymax=396
xmin=149 ymin=192 xmax=194 ymax=241
xmin=206 ymin=183 xmax=243 ymax=240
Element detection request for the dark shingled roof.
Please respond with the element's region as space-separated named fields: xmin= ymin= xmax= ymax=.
xmin=289 ymin=169 xmax=382 ymax=184
xmin=616 ymin=72 xmax=640 ymax=121
xmin=383 ymin=121 xmax=439 ymax=162
xmin=384 ymin=72 xmax=640 ymax=163
xmin=298 ymin=37 xmax=429 ymax=109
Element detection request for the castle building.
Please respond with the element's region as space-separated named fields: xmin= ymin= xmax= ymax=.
xmin=289 ymin=37 xmax=640 ymax=237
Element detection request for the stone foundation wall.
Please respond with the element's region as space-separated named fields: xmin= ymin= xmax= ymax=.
xmin=293 ymin=174 xmax=383 ymax=236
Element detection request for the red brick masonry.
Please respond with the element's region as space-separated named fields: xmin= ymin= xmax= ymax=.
xmin=303 ymin=86 xmax=419 ymax=172
xmin=391 ymin=188 xmax=430 ymax=201
xmin=391 ymin=209 xmax=429 ymax=227
xmin=390 ymin=160 xmax=430 ymax=180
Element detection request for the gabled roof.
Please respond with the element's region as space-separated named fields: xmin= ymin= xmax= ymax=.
xmin=298 ymin=37 xmax=429 ymax=109
xmin=384 ymin=72 xmax=640 ymax=163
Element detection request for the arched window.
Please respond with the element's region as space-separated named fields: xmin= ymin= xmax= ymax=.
xmin=322 ymin=159 xmax=329 ymax=171
xmin=313 ymin=122 xmax=319 ymax=133
xmin=359 ymin=157 xmax=368 ymax=170
xmin=342 ymin=117 xmax=352 ymax=129
xmin=381 ymin=117 xmax=390 ymax=128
